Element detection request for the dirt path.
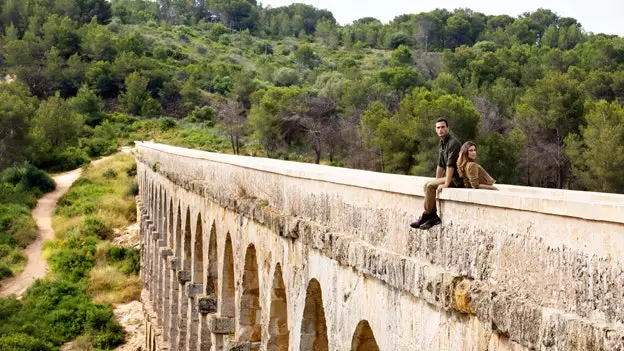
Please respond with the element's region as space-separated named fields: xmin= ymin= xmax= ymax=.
xmin=0 ymin=155 xmax=120 ymax=298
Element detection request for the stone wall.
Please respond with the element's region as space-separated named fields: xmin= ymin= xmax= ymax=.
xmin=136 ymin=141 xmax=624 ymax=351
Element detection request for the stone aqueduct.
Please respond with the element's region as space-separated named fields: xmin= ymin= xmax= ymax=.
xmin=136 ymin=142 xmax=624 ymax=351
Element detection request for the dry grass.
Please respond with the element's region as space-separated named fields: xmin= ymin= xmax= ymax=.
xmin=87 ymin=265 xmax=141 ymax=305
xmin=53 ymin=153 xmax=137 ymax=237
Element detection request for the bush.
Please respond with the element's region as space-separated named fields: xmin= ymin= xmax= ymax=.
xmin=186 ymin=106 xmax=216 ymax=122
xmin=0 ymin=333 xmax=53 ymax=351
xmin=0 ymin=204 xmax=37 ymax=248
xmin=0 ymin=164 xmax=55 ymax=194
xmin=158 ymin=117 xmax=177 ymax=131
xmin=102 ymin=168 xmax=117 ymax=178
xmin=108 ymin=246 xmax=126 ymax=261
xmin=125 ymin=163 xmax=137 ymax=177
xmin=273 ymin=67 xmax=299 ymax=87
xmin=0 ymin=265 xmax=13 ymax=279
xmin=34 ymin=147 xmax=89 ymax=173
xmin=82 ymin=217 xmax=113 ymax=240
xmin=92 ymin=321 xmax=125 ymax=349
xmin=83 ymin=137 xmax=117 ymax=157
xmin=0 ymin=183 xmax=37 ymax=208
xmin=49 ymin=248 xmax=96 ymax=282
xmin=128 ymin=181 xmax=139 ymax=196
xmin=120 ymin=248 xmax=140 ymax=275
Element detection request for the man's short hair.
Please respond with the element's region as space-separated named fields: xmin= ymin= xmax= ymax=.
xmin=435 ymin=118 xmax=449 ymax=127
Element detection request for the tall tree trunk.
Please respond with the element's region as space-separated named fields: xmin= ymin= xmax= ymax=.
xmin=314 ymin=138 xmax=321 ymax=164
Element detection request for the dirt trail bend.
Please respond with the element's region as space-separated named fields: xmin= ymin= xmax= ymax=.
xmin=0 ymin=155 xmax=120 ymax=298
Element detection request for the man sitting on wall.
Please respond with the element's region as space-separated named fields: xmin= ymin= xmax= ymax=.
xmin=410 ymin=118 xmax=463 ymax=230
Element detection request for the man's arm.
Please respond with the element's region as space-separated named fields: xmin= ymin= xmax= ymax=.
xmin=444 ymin=167 xmax=454 ymax=187
xmin=436 ymin=166 xmax=444 ymax=179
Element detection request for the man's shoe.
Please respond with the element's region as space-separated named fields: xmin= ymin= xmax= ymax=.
xmin=410 ymin=212 xmax=430 ymax=229
xmin=419 ymin=213 xmax=441 ymax=230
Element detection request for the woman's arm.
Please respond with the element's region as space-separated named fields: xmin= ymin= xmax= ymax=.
xmin=478 ymin=184 xmax=498 ymax=190
xmin=466 ymin=163 xmax=480 ymax=189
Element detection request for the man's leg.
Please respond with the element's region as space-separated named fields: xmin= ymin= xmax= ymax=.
xmin=424 ymin=178 xmax=445 ymax=214
xmin=410 ymin=178 xmax=445 ymax=229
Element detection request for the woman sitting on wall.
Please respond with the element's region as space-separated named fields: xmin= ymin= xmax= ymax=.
xmin=456 ymin=141 xmax=498 ymax=190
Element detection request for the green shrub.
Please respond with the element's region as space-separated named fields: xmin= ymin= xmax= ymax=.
xmin=108 ymin=246 xmax=126 ymax=261
xmin=92 ymin=321 xmax=125 ymax=349
xmin=0 ymin=333 xmax=53 ymax=351
xmin=83 ymin=137 xmax=117 ymax=157
xmin=158 ymin=117 xmax=177 ymax=131
xmin=128 ymin=181 xmax=139 ymax=196
xmin=0 ymin=204 xmax=37 ymax=248
xmin=0 ymin=164 xmax=55 ymax=194
xmin=0 ymin=265 xmax=13 ymax=279
xmin=125 ymin=163 xmax=137 ymax=177
xmin=102 ymin=168 xmax=117 ymax=178
xmin=82 ymin=217 xmax=113 ymax=240
xmin=0 ymin=183 xmax=37 ymax=208
xmin=34 ymin=147 xmax=89 ymax=172
xmin=120 ymin=248 xmax=140 ymax=275
xmin=49 ymin=248 xmax=96 ymax=282
xmin=186 ymin=106 xmax=216 ymax=122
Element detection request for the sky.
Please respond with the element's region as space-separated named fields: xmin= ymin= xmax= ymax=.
xmin=259 ymin=0 xmax=624 ymax=37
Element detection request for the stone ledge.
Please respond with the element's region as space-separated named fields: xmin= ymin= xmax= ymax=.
xmin=177 ymin=270 xmax=191 ymax=284
xmin=159 ymin=247 xmax=173 ymax=259
xmin=209 ymin=316 xmax=235 ymax=334
xmin=136 ymin=141 xmax=624 ymax=224
xmin=197 ymin=295 xmax=218 ymax=314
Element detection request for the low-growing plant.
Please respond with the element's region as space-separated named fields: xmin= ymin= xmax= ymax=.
xmin=82 ymin=217 xmax=113 ymax=240
xmin=103 ymin=168 xmax=117 ymax=178
xmin=0 ymin=265 xmax=13 ymax=279
xmin=128 ymin=181 xmax=139 ymax=196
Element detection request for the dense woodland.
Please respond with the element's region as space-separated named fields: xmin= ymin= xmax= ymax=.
xmin=1 ymin=0 xmax=623 ymax=192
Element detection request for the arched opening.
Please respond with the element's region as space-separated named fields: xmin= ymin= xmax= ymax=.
xmin=300 ymin=279 xmax=328 ymax=351
xmin=267 ymin=264 xmax=289 ymax=351
xmin=175 ymin=205 xmax=182 ymax=257
xmin=158 ymin=187 xmax=163 ymax=233
xmin=238 ymin=245 xmax=261 ymax=343
xmin=168 ymin=199 xmax=174 ymax=249
xmin=183 ymin=207 xmax=192 ymax=271
xmin=351 ymin=320 xmax=380 ymax=351
xmin=220 ymin=234 xmax=235 ymax=318
xmin=206 ymin=222 xmax=218 ymax=296
xmin=193 ymin=214 xmax=204 ymax=284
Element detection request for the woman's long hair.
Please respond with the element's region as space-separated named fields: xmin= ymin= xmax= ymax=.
xmin=457 ymin=141 xmax=477 ymax=178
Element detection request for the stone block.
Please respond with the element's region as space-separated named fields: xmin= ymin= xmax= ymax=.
xmin=159 ymin=247 xmax=173 ymax=259
xmin=186 ymin=283 xmax=204 ymax=297
xmin=197 ymin=295 xmax=218 ymax=314
xmin=177 ymin=270 xmax=191 ymax=284
xmin=209 ymin=316 xmax=235 ymax=334
xmin=168 ymin=256 xmax=181 ymax=270
xmin=228 ymin=342 xmax=260 ymax=351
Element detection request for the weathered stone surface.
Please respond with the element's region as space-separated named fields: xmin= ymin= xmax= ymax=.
xmin=137 ymin=142 xmax=624 ymax=351
xmin=208 ymin=316 xmax=235 ymax=334
xmin=196 ymin=295 xmax=217 ymax=314
xmin=176 ymin=270 xmax=190 ymax=284
xmin=168 ymin=256 xmax=181 ymax=270
xmin=159 ymin=248 xmax=173 ymax=259
xmin=186 ymin=283 xmax=203 ymax=297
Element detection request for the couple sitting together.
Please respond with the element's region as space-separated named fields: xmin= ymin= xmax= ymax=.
xmin=410 ymin=118 xmax=498 ymax=230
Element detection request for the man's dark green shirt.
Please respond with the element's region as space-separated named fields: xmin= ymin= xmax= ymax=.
xmin=438 ymin=134 xmax=463 ymax=187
